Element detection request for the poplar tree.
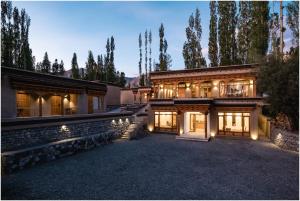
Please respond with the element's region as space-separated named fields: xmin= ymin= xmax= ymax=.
xmin=249 ymin=1 xmax=269 ymax=62
xmin=12 ymin=7 xmax=20 ymax=67
xmin=183 ymin=8 xmax=206 ymax=69
xmin=71 ymin=52 xmax=80 ymax=79
xmin=138 ymin=33 xmax=142 ymax=84
xmin=144 ymin=30 xmax=148 ymax=85
xmin=148 ymin=30 xmax=152 ymax=75
xmin=104 ymin=38 xmax=110 ymax=81
xmin=237 ymin=1 xmax=252 ymax=64
xmin=159 ymin=23 xmax=170 ymax=71
xmin=107 ymin=36 xmax=116 ymax=82
xmin=208 ymin=1 xmax=218 ymax=67
xmin=86 ymin=50 xmax=95 ymax=80
xmin=218 ymin=1 xmax=237 ymax=65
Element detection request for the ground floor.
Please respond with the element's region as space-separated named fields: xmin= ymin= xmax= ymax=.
xmin=2 ymin=134 xmax=298 ymax=199
xmin=148 ymin=102 xmax=261 ymax=140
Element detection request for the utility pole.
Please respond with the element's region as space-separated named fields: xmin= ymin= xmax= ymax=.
xmin=279 ymin=0 xmax=284 ymax=56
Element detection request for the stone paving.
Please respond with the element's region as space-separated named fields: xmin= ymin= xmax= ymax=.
xmin=2 ymin=134 xmax=299 ymax=200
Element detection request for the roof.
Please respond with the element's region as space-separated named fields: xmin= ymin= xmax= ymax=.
xmin=2 ymin=66 xmax=107 ymax=93
xmin=150 ymin=64 xmax=259 ymax=76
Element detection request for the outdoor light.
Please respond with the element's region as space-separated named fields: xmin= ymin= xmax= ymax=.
xmin=61 ymin=124 xmax=69 ymax=132
xmin=148 ymin=125 xmax=153 ymax=132
xmin=180 ymin=128 xmax=183 ymax=135
xmin=112 ymin=119 xmax=116 ymax=125
xmin=251 ymin=134 xmax=258 ymax=140
xmin=125 ymin=118 xmax=129 ymax=123
xmin=119 ymin=119 xmax=123 ymax=124
xmin=211 ymin=132 xmax=215 ymax=137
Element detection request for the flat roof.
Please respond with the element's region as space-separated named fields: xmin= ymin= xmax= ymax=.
xmin=2 ymin=66 xmax=107 ymax=92
xmin=150 ymin=63 xmax=259 ymax=76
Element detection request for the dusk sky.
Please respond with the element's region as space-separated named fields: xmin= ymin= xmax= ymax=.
xmin=14 ymin=1 xmax=293 ymax=77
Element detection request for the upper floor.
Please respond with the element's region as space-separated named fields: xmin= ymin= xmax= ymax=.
xmin=150 ymin=64 xmax=259 ymax=100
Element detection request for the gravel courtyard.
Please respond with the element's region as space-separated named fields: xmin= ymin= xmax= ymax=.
xmin=2 ymin=134 xmax=299 ymax=200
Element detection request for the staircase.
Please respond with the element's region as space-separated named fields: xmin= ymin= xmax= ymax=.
xmin=119 ymin=119 xmax=144 ymax=140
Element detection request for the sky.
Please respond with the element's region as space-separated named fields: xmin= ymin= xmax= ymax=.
xmin=13 ymin=1 xmax=294 ymax=77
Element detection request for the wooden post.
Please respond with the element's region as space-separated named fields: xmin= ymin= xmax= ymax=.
xmin=205 ymin=112 xmax=208 ymax=139
xmin=39 ymin=96 xmax=42 ymax=117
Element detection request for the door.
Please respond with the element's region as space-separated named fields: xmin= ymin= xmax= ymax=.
xmin=51 ymin=95 xmax=62 ymax=115
xmin=190 ymin=114 xmax=205 ymax=134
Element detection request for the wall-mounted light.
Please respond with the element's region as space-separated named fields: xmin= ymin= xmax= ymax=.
xmin=251 ymin=134 xmax=258 ymax=140
xmin=61 ymin=124 xmax=69 ymax=132
xmin=180 ymin=128 xmax=183 ymax=135
xmin=211 ymin=132 xmax=215 ymax=137
xmin=119 ymin=119 xmax=123 ymax=124
xmin=125 ymin=118 xmax=129 ymax=123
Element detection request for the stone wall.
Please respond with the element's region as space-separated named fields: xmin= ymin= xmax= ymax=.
xmin=1 ymin=116 xmax=133 ymax=174
xmin=2 ymin=116 xmax=133 ymax=152
xmin=270 ymin=124 xmax=299 ymax=152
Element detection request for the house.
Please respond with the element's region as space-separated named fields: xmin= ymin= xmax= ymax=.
xmin=2 ymin=67 xmax=107 ymax=118
xmin=147 ymin=64 xmax=264 ymax=141
xmin=120 ymin=87 xmax=151 ymax=105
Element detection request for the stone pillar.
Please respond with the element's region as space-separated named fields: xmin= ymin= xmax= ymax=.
xmin=77 ymin=92 xmax=88 ymax=114
xmin=250 ymin=108 xmax=259 ymax=140
xmin=1 ymin=75 xmax=17 ymax=118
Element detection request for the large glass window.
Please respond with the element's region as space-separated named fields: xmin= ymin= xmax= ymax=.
xmin=218 ymin=112 xmax=250 ymax=136
xmin=219 ymin=80 xmax=251 ymax=97
xmin=16 ymin=93 xmax=31 ymax=117
xmin=154 ymin=111 xmax=177 ymax=131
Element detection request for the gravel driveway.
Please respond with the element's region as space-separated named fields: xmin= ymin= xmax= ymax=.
xmin=2 ymin=134 xmax=299 ymax=200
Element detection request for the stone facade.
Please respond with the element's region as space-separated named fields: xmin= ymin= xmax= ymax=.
xmin=270 ymin=124 xmax=299 ymax=152
xmin=2 ymin=116 xmax=133 ymax=174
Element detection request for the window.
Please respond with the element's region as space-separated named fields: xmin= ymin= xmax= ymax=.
xmin=218 ymin=112 xmax=250 ymax=136
xmin=16 ymin=93 xmax=31 ymax=117
xmin=200 ymin=82 xmax=212 ymax=97
xmin=154 ymin=111 xmax=177 ymax=131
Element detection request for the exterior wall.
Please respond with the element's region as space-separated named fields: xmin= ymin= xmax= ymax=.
xmin=77 ymin=93 xmax=88 ymax=114
xmin=104 ymin=85 xmax=121 ymax=108
xmin=1 ymin=75 xmax=17 ymax=118
xmin=121 ymin=90 xmax=135 ymax=105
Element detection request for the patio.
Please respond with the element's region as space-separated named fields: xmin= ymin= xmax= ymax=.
xmin=2 ymin=134 xmax=299 ymax=200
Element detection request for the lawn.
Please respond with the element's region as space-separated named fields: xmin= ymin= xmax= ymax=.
xmin=2 ymin=134 xmax=299 ymax=200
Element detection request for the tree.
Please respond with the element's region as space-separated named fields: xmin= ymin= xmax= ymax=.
xmin=58 ymin=60 xmax=65 ymax=75
xmin=183 ymin=8 xmax=206 ymax=69
xmin=96 ymin=55 xmax=104 ymax=81
xmin=107 ymin=36 xmax=116 ymax=82
xmin=218 ymin=1 xmax=237 ymax=65
xmin=41 ymin=52 xmax=51 ymax=73
xmin=286 ymin=1 xmax=299 ymax=44
xmin=257 ymin=48 xmax=299 ymax=130
xmin=144 ymin=30 xmax=148 ymax=85
xmin=119 ymin=72 xmax=126 ymax=87
xmin=270 ymin=3 xmax=280 ymax=57
xmin=86 ymin=50 xmax=95 ymax=80
xmin=71 ymin=53 xmax=80 ymax=79
xmin=208 ymin=1 xmax=218 ymax=67
xmin=249 ymin=1 xmax=269 ymax=62
xmin=12 ymin=7 xmax=20 ymax=67
xmin=138 ymin=33 xmax=143 ymax=85
xmin=52 ymin=59 xmax=59 ymax=75
xmin=237 ymin=1 xmax=252 ymax=64
xmin=148 ymin=30 xmax=152 ymax=75
xmin=159 ymin=23 xmax=170 ymax=71
xmin=1 ymin=1 xmax=13 ymax=67
xmin=139 ymin=73 xmax=145 ymax=86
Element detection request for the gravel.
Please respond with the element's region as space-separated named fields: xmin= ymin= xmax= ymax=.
xmin=2 ymin=134 xmax=299 ymax=200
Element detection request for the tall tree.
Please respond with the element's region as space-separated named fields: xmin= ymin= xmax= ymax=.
xmin=286 ymin=1 xmax=299 ymax=45
xmin=1 ymin=1 xmax=13 ymax=67
xmin=86 ymin=50 xmax=95 ymax=80
xmin=52 ymin=59 xmax=59 ymax=75
xmin=148 ymin=30 xmax=152 ymax=75
xmin=218 ymin=1 xmax=237 ymax=65
xmin=159 ymin=23 xmax=170 ymax=71
xmin=138 ymin=33 xmax=142 ymax=84
xmin=107 ymin=36 xmax=116 ymax=82
xmin=249 ymin=1 xmax=269 ymax=62
xmin=144 ymin=30 xmax=148 ymax=85
xmin=237 ymin=1 xmax=252 ymax=64
xmin=12 ymin=7 xmax=20 ymax=67
xmin=183 ymin=8 xmax=206 ymax=69
xmin=104 ymin=38 xmax=110 ymax=82
xmin=41 ymin=52 xmax=51 ymax=73
xmin=208 ymin=1 xmax=218 ymax=67
xmin=71 ymin=53 xmax=80 ymax=79
xmin=270 ymin=2 xmax=280 ymax=57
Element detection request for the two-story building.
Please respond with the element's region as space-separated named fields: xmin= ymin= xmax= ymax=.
xmin=147 ymin=64 xmax=264 ymax=141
